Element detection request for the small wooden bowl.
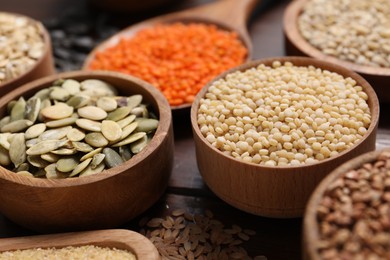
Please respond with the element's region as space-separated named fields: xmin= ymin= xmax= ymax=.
xmin=0 ymin=229 xmax=159 ymax=259
xmin=0 ymin=12 xmax=55 ymax=96
xmin=0 ymin=71 xmax=174 ymax=233
xmin=283 ymin=0 xmax=390 ymax=102
xmin=190 ymin=56 xmax=379 ymax=218
xmin=303 ymin=149 xmax=390 ymax=260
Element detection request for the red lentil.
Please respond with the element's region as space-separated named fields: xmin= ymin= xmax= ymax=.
xmin=89 ymin=23 xmax=247 ymax=107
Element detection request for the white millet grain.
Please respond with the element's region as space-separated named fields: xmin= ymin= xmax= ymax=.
xmin=197 ymin=61 xmax=371 ymax=166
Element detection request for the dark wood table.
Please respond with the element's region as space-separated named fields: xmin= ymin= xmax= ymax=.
xmin=1 ymin=0 xmax=389 ymax=259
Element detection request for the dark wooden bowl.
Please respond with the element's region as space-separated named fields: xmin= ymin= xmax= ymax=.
xmin=0 ymin=12 xmax=55 ymax=96
xmin=283 ymin=0 xmax=390 ymax=102
xmin=191 ymin=56 xmax=379 ymax=218
xmin=0 ymin=71 xmax=174 ymax=233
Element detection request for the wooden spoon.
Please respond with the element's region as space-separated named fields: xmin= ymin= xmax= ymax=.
xmin=83 ymin=0 xmax=260 ymax=111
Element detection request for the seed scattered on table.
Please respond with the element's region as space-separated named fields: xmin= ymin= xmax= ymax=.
xmin=197 ymin=61 xmax=371 ymax=166
xmin=0 ymin=78 xmax=158 ymax=178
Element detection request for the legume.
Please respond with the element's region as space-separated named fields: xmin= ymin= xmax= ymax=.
xmin=0 ymin=245 xmax=136 ymax=259
xmin=197 ymin=61 xmax=371 ymax=166
xmin=315 ymin=151 xmax=390 ymax=259
xmin=88 ymin=22 xmax=247 ymax=107
xmin=0 ymin=12 xmax=45 ymax=84
xmin=298 ymin=0 xmax=390 ymax=68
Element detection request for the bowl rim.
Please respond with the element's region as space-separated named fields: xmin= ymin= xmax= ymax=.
xmin=283 ymin=0 xmax=390 ymax=76
xmin=303 ymin=148 xmax=390 ymax=259
xmin=0 ymin=70 xmax=172 ymax=187
xmin=0 ymin=11 xmax=53 ymax=88
xmin=190 ymin=56 xmax=380 ymax=170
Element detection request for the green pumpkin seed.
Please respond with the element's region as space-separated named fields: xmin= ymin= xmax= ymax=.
xmin=0 ymin=116 xmax=10 ymax=129
xmin=101 ymin=120 xmax=122 ymax=142
xmin=96 ymin=97 xmax=117 ymax=112
xmin=0 ymin=146 xmax=11 ymax=166
xmin=24 ymin=97 xmax=41 ymax=123
xmin=103 ymin=147 xmax=124 ymax=168
xmin=26 ymin=139 xmax=67 ymax=155
xmin=91 ymin=153 xmax=105 ymax=169
xmin=10 ymin=97 xmax=26 ymax=121
xmin=80 ymin=147 xmax=103 ymax=161
xmin=0 ymin=133 xmax=11 ymax=149
xmin=41 ymin=103 xmax=74 ymax=120
xmin=25 ymin=123 xmax=46 ymax=139
xmin=117 ymin=114 xmax=136 ymax=128
xmin=112 ymin=132 xmax=146 ymax=147
xmin=106 ymin=106 xmax=131 ymax=121
xmin=49 ymin=86 xmax=70 ymax=101
xmin=119 ymin=122 xmax=138 ymax=140
xmin=119 ymin=146 xmax=132 ymax=161
xmin=67 ymin=128 xmax=85 ymax=142
xmin=53 ymin=79 xmax=65 ymax=86
xmin=131 ymin=106 xmax=148 ymax=118
xmin=51 ymin=148 xmax=77 ymax=155
xmin=16 ymin=171 xmax=33 ymax=177
xmin=33 ymin=88 xmax=50 ymax=100
xmin=38 ymin=99 xmax=52 ymax=122
xmin=27 ymin=155 xmax=48 ymax=168
xmin=56 ymin=156 xmax=78 ymax=172
xmin=9 ymin=133 xmax=26 ymax=167
xmin=130 ymin=135 xmax=149 ymax=154
xmin=66 ymin=95 xmax=90 ymax=108
xmin=34 ymin=168 xmax=46 ymax=177
xmin=80 ymin=79 xmax=117 ymax=96
xmin=41 ymin=153 xmax=60 ymax=163
xmin=78 ymin=106 xmax=107 ymax=121
xmin=76 ymin=118 xmax=101 ymax=132
xmin=1 ymin=119 xmax=33 ymax=133
xmin=39 ymin=126 xmax=71 ymax=141
xmin=127 ymin=94 xmax=142 ymax=110
xmin=135 ymin=118 xmax=159 ymax=133
xmin=45 ymin=163 xmax=64 ymax=179
xmin=26 ymin=138 xmax=39 ymax=148
xmin=61 ymin=79 xmax=80 ymax=95
xmin=70 ymin=157 xmax=92 ymax=177
xmin=85 ymin=132 xmax=108 ymax=147
xmin=72 ymin=141 xmax=93 ymax=152
xmin=14 ymin=163 xmax=29 ymax=172
xmin=45 ymin=117 xmax=77 ymax=128
xmin=79 ymin=162 xmax=105 ymax=177
xmin=7 ymin=101 xmax=16 ymax=114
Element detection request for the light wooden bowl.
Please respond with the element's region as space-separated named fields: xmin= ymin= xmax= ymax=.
xmin=0 ymin=71 xmax=174 ymax=233
xmin=0 ymin=12 xmax=55 ymax=96
xmin=283 ymin=0 xmax=390 ymax=103
xmin=0 ymin=229 xmax=159 ymax=259
xmin=303 ymin=149 xmax=389 ymax=260
xmin=190 ymin=56 xmax=379 ymax=218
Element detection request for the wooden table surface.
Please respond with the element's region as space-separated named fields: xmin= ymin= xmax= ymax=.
xmin=1 ymin=0 xmax=390 ymax=259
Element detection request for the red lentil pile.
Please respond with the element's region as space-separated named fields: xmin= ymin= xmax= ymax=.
xmin=89 ymin=23 xmax=247 ymax=106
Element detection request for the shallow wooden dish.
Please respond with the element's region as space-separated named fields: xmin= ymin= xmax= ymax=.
xmin=0 ymin=71 xmax=174 ymax=233
xmin=0 ymin=12 xmax=55 ymax=96
xmin=283 ymin=0 xmax=390 ymax=103
xmin=83 ymin=0 xmax=259 ymax=113
xmin=303 ymin=149 xmax=389 ymax=260
xmin=191 ymin=56 xmax=379 ymax=218
xmin=0 ymin=229 xmax=159 ymax=259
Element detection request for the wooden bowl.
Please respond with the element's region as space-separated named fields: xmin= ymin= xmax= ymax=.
xmin=303 ymin=149 xmax=390 ymax=260
xmin=190 ymin=56 xmax=379 ymax=218
xmin=0 ymin=70 xmax=174 ymax=233
xmin=0 ymin=12 xmax=55 ymax=96
xmin=283 ymin=0 xmax=390 ymax=103
xmin=0 ymin=229 xmax=159 ymax=259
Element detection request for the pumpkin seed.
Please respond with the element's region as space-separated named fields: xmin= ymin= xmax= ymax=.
xmin=7 ymin=101 xmax=16 ymax=114
xmin=38 ymin=99 xmax=51 ymax=122
xmin=14 ymin=163 xmax=29 ymax=172
xmin=117 ymin=114 xmax=136 ymax=128
xmin=72 ymin=141 xmax=93 ymax=152
xmin=27 ymin=155 xmax=49 ymax=168
xmin=26 ymin=139 xmax=67 ymax=155
xmin=61 ymin=79 xmax=80 ymax=95
xmin=91 ymin=153 xmax=105 ymax=169
xmin=135 ymin=118 xmax=159 ymax=133
xmin=56 ymin=156 xmax=78 ymax=172
xmin=67 ymin=128 xmax=85 ymax=141
xmin=76 ymin=118 xmax=101 ymax=132
xmin=0 ymin=116 xmax=10 ymax=129
xmin=78 ymin=106 xmax=107 ymax=121
xmin=131 ymin=106 xmax=148 ymax=118
xmin=16 ymin=171 xmax=33 ymax=177
xmin=80 ymin=147 xmax=103 ymax=161
xmin=45 ymin=163 xmax=64 ymax=179
xmin=106 ymin=106 xmax=131 ymax=121
xmin=119 ymin=146 xmax=132 ymax=161
xmin=10 ymin=97 xmax=26 ymax=121
xmin=9 ymin=133 xmax=26 ymax=167
xmin=96 ymin=97 xmax=117 ymax=112
xmin=45 ymin=117 xmax=77 ymax=128
xmin=0 ymin=133 xmax=11 ymax=149
xmin=24 ymin=97 xmax=41 ymax=123
xmin=33 ymin=88 xmax=50 ymax=100
xmin=49 ymin=86 xmax=70 ymax=101
xmin=85 ymin=132 xmax=108 ymax=147
xmin=79 ymin=162 xmax=105 ymax=177
xmin=112 ymin=132 xmax=146 ymax=147
xmin=40 ymin=102 xmax=74 ymax=120
xmin=39 ymin=126 xmax=71 ymax=141
xmin=103 ymin=147 xmax=124 ymax=168
xmin=41 ymin=153 xmax=60 ymax=163
xmin=66 ymin=95 xmax=90 ymax=108
xmin=101 ymin=120 xmax=122 ymax=142
xmin=51 ymin=148 xmax=77 ymax=155
xmin=1 ymin=119 xmax=33 ymax=133
xmin=70 ymin=157 xmax=92 ymax=177
xmin=80 ymin=79 xmax=117 ymax=96
xmin=127 ymin=94 xmax=142 ymax=110
xmin=26 ymin=138 xmax=39 ymax=148
xmin=120 ymin=122 xmax=138 ymax=140
xmin=0 ymin=146 xmax=11 ymax=166
xmin=25 ymin=123 xmax=46 ymax=139
xmin=34 ymin=168 xmax=46 ymax=177
xmin=130 ymin=135 xmax=149 ymax=154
